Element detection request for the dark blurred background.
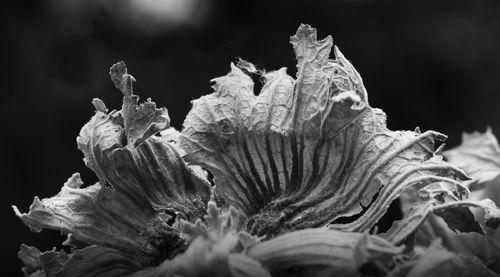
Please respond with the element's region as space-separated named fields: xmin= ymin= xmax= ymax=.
xmin=3 ymin=0 xmax=500 ymax=275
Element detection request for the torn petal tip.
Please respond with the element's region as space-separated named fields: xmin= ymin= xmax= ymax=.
xmin=12 ymin=205 xmax=21 ymax=216
xmin=109 ymin=61 xmax=135 ymax=96
xmin=92 ymin=98 xmax=107 ymax=113
xmin=64 ymin=173 xmax=83 ymax=189
xmin=292 ymin=24 xmax=317 ymax=41
xmin=236 ymin=58 xmax=259 ymax=74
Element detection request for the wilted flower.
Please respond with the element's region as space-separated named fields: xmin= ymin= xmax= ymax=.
xmin=13 ymin=24 xmax=500 ymax=276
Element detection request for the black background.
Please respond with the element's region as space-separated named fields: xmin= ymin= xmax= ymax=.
xmin=3 ymin=0 xmax=500 ymax=275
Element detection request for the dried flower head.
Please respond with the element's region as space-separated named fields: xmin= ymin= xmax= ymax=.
xmin=13 ymin=24 xmax=500 ymax=277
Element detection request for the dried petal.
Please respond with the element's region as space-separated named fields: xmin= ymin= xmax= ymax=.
xmin=18 ymin=244 xmax=141 ymax=277
xmin=174 ymin=200 xmax=261 ymax=254
xmin=387 ymin=240 xmax=499 ymax=277
xmin=18 ymin=245 xmax=69 ymax=277
xmin=136 ymin=202 xmax=269 ymax=277
xmin=137 ymin=238 xmax=270 ymax=277
xmin=411 ymin=129 xmax=500 ymax=273
xmin=57 ymin=246 xmax=142 ymax=277
xmin=180 ymin=24 xmax=467 ymax=237
xmin=14 ymin=62 xmax=212 ymax=267
xmin=443 ymin=128 xmax=500 ymax=196
xmin=77 ymin=62 xmax=211 ymax=217
xmin=14 ymin=174 xmax=182 ymax=265
xmin=247 ymin=228 xmax=402 ymax=276
xmin=394 ymin=183 xmax=500 ymax=273
xmin=382 ymin=183 xmax=500 ymax=244
xmin=109 ymin=61 xmax=170 ymax=147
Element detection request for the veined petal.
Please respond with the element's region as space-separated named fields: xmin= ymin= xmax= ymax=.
xmin=77 ymin=62 xmax=211 ymax=217
xmin=247 ymin=228 xmax=402 ymax=276
xmin=18 ymin=244 xmax=142 ymax=277
xmin=109 ymin=61 xmax=170 ymax=147
xmin=382 ymin=183 xmax=500 ymax=245
xmin=410 ymin=129 xmax=500 ymax=273
xmin=180 ymin=24 xmax=467 ymax=237
xmin=57 ymin=245 xmax=142 ymax=277
xmin=14 ymin=173 xmax=183 ymax=266
xmin=14 ymin=62 xmax=212 ymax=267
